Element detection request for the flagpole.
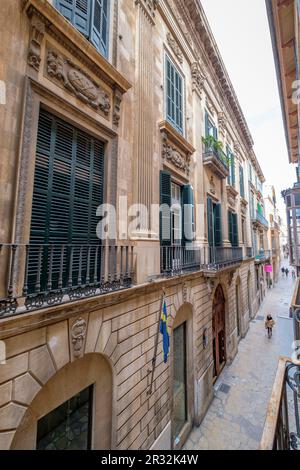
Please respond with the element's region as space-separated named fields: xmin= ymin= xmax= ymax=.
xmin=147 ymin=288 xmax=165 ymax=396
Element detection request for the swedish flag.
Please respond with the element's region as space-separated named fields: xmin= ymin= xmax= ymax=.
xmin=160 ymin=299 xmax=170 ymax=363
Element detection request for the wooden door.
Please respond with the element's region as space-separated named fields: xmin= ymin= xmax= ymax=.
xmin=212 ymin=285 xmax=226 ymax=378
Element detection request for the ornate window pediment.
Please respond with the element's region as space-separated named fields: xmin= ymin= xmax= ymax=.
xmin=159 ymin=121 xmax=195 ymax=180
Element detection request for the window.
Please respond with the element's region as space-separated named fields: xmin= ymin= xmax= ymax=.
xmin=56 ymin=0 xmax=110 ymax=58
xmin=207 ymin=198 xmax=222 ymax=247
xmin=37 ymin=386 xmax=93 ymax=450
xmin=239 ymin=164 xmax=245 ymax=198
xmin=228 ymin=211 xmax=238 ymax=247
xmin=205 ymin=112 xmax=218 ymax=140
xmin=227 ymin=146 xmax=235 ymax=187
xmin=28 ymin=110 xmax=104 ymax=293
xmin=166 ymin=56 xmax=184 ymax=134
xmin=160 ymin=171 xmax=195 ymax=246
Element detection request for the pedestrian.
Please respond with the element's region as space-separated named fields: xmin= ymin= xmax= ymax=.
xmin=265 ymin=315 xmax=275 ymax=339
xmin=281 ymin=267 xmax=285 ymax=278
xmin=292 ymin=270 xmax=296 ymax=280
xmin=285 ymin=268 xmax=289 ymax=278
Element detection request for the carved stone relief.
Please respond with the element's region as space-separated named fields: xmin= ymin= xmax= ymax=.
xmin=206 ymin=97 xmax=215 ymax=116
xmin=71 ymin=317 xmax=87 ymax=358
xmin=136 ymin=0 xmax=159 ymax=23
xmin=167 ymin=32 xmax=183 ymax=64
xmin=46 ymin=50 xmax=111 ymax=117
xmin=113 ymin=89 xmax=123 ymax=126
xmin=27 ymin=13 xmax=45 ymax=71
xmin=162 ymin=131 xmax=191 ymax=177
xmin=191 ymin=62 xmax=206 ymax=98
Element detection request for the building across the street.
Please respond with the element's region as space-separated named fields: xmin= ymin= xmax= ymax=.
xmin=0 ymin=0 xmax=267 ymax=450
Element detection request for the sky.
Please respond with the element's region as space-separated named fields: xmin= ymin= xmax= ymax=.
xmin=201 ymin=0 xmax=295 ymax=218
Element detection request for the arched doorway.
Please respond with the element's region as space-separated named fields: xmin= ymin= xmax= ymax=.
xmin=10 ymin=354 xmax=113 ymax=450
xmin=212 ymin=285 xmax=226 ymax=379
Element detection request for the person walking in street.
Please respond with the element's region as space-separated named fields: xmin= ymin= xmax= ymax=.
xmin=265 ymin=315 xmax=275 ymax=339
xmin=285 ymin=268 xmax=289 ymax=278
xmin=281 ymin=267 xmax=285 ymax=278
xmin=292 ymin=269 xmax=296 ymax=280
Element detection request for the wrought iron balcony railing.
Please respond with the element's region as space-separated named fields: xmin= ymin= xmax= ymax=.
xmin=203 ymin=145 xmax=229 ymax=179
xmin=160 ymin=245 xmax=243 ymax=277
xmin=252 ymin=211 xmax=269 ymax=229
xmin=255 ymin=249 xmax=272 ymax=261
xmin=260 ymin=357 xmax=300 ymax=450
xmin=0 ymin=243 xmax=134 ymax=317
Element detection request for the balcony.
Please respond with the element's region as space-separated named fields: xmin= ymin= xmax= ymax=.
xmin=255 ymin=249 xmax=272 ymax=262
xmin=260 ymin=357 xmax=300 ymax=450
xmin=203 ymin=145 xmax=229 ymax=179
xmin=252 ymin=211 xmax=269 ymax=230
xmin=0 ymin=243 xmax=134 ymax=317
xmin=160 ymin=245 xmax=243 ymax=277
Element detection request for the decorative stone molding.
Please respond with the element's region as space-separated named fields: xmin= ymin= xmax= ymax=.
xmin=209 ymin=176 xmax=216 ymax=196
xmin=46 ymin=50 xmax=111 ymax=117
xmin=167 ymin=32 xmax=183 ymax=64
xmin=240 ymin=197 xmax=248 ymax=217
xmin=227 ymin=272 xmax=234 ymax=286
xmin=182 ymin=283 xmax=188 ymax=303
xmin=206 ymin=279 xmax=216 ymax=299
xmin=159 ymin=121 xmax=195 ymax=179
xmin=206 ymin=97 xmax=215 ymax=116
xmin=135 ymin=0 xmax=159 ymax=24
xmin=218 ymin=111 xmax=228 ymax=135
xmin=71 ymin=317 xmax=87 ymax=358
xmin=27 ymin=13 xmax=45 ymax=71
xmin=226 ymin=185 xmax=238 ymax=209
xmin=234 ymin=141 xmax=242 ymax=158
xmin=191 ymin=62 xmax=206 ymax=98
xmin=113 ymin=89 xmax=123 ymax=126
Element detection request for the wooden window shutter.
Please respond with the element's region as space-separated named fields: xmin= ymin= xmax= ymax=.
xmin=228 ymin=211 xmax=233 ymax=246
xmin=182 ymin=185 xmax=195 ymax=244
xmin=56 ymin=0 xmax=91 ymax=37
xmin=91 ymin=0 xmax=110 ymax=58
xmin=160 ymin=171 xmax=171 ymax=246
xmin=214 ymin=203 xmax=222 ymax=247
xmin=207 ymin=197 xmax=214 ymax=247
xmin=29 ymin=109 xmax=105 ymax=292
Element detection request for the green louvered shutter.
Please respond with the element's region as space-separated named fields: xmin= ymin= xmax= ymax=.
xmin=56 ymin=0 xmax=91 ymax=37
xmin=92 ymin=0 xmax=110 ymax=58
xmin=29 ymin=110 xmax=104 ymax=293
xmin=228 ymin=211 xmax=233 ymax=246
xmin=232 ymin=213 xmax=239 ymax=247
xmin=182 ymin=185 xmax=195 ymax=244
xmin=231 ymin=153 xmax=235 ymax=187
xmin=239 ymin=164 xmax=245 ymax=198
xmin=207 ymin=197 xmax=213 ymax=247
xmin=160 ymin=171 xmax=171 ymax=246
xmin=205 ymin=111 xmax=209 ymax=138
xmin=214 ymin=203 xmax=222 ymax=247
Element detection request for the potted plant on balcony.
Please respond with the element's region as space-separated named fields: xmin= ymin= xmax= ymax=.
xmin=202 ymin=136 xmax=229 ymax=167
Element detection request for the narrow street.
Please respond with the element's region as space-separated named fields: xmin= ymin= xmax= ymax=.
xmin=184 ymin=264 xmax=295 ymax=450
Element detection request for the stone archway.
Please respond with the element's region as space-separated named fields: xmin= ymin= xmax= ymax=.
xmin=10 ymin=353 xmax=113 ymax=450
xmin=212 ymin=285 xmax=226 ymax=379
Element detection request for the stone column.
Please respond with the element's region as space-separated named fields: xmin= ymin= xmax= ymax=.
xmin=132 ymin=0 xmax=160 ymax=283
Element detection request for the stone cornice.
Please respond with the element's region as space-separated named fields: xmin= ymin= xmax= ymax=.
xmin=23 ymin=0 xmax=132 ymax=94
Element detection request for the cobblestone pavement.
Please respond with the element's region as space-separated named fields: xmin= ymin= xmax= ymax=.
xmin=184 ymin=264 xmax=296 ymax=450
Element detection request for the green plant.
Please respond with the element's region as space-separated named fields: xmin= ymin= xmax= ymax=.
xmin=202 ymin=136 xmax=230 ymax=167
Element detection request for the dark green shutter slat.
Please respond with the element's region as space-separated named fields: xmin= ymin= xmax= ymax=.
xmin=182 ymin=185 xmax=195 ymax=244
xmin=166 ymin=56 xmax=183 ymax=134
xmin=205 ymin=112 xmax=209 ymax=138
xmin=228 ymin=211 xmax=233 ymax=246
xmin=29 ymin=109 xmax=104 ymax=292
xmin=74 ymin=0 xmax=90 ymax=37
xmin=233 ymin=213 xmax=239 ymax=247
xmin=207 ymin=197 xmax=213 ymax=247
xmin=214 ymin=203 xmax=222 ymax=247
xmin=239 ymin=164 xmax=244 ymax=198
xmin=160 ymin=171 xmax=171 ymax=246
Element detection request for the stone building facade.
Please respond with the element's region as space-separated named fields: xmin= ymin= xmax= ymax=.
xmin=0 ymin=0 xmax=266 ymax=450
